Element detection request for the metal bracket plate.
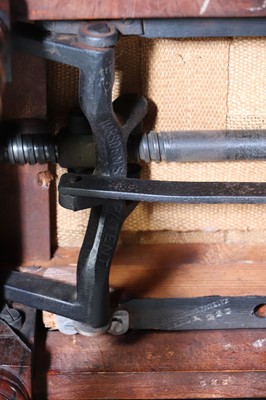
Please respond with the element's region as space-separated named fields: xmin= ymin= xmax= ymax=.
xmin=120 ymin=296 xmax=266 ymax=332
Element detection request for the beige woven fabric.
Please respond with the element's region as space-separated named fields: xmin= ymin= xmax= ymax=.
xmin=124 ymin=37 xmax=266 ymax=237
xmin=141 ymin=38 xmax=229 ymax=130
xmin=46 ymin=61 xmax=79 ymax=131
xmin=48 ymin=37 xmax=266 ymax=247
xmin=113 ymin=36 xmax=142 ymax=97
xmin=227 ymin=37 xmax=266 ymax=129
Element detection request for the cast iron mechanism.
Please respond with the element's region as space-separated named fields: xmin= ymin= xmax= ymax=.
xmin=2 ymin=20 xmax=148 ymax=336
xmin=2 ymin=18 xmax=266 ymax=336
xmin=3 ymin=120 xmax=266 ymax=167
xmin=40 ymin=18 xmax=266 ymax=39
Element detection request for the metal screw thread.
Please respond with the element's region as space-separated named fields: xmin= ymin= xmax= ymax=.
xmin=6 ymin=134 xmax=58 ymax=165
xmin=139 ymin=130 xmax=266 ymax=163
xmin=138 ymin=131 xmax=166 ymax=163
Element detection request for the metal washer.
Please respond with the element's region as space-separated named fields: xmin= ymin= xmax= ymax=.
xmin=78 ymin=21 xmax=118 ymax=48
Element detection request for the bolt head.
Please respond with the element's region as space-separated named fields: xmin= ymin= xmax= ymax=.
xmin=78 ymin=22 xmax=118 ymax=48
xmin=88 ymin=23 xmax=110 ymax=34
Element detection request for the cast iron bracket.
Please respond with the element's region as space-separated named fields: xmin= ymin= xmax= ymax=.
xmin=3 ymin=20 xmax=149 ymax=335
xmin=1 ymin=20 xmax=266 ymax=335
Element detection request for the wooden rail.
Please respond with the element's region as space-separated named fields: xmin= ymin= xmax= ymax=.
xmin=27 ymin=244 xmax=266 ymax=399
xmin=13 ymin=0 xmax=266 ymax=21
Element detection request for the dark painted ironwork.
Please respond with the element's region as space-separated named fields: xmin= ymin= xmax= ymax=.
xmin=2 ymin=20 xmax=266 ymax=335
xmin=0 ymin=304 xmax=23 ymax=331
xmin=41 ymin=18 xmax=266 ymax=39
xmin=3 ymin=269 xmax=266 ymax=332
xmin=142 ymin=18 xmax=266 ymax=38
xmin=3 ymin=126 xmax=266 ymax=167
xmin=8 ymin=21 xmax=146 ymax=333
xmin=121 ymin=296 xmax=266 ymax=331
xmin=2 ymin=270 xmax=82 ymax=320
xmin=59 ymin=175 xmax=266 ymax=209
xmin=135 ymin=130 xmax=266 ymax=163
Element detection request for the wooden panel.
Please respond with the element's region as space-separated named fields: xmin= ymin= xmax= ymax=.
xmin=0 ymin=52 xmax=50 ymax=263
xmin=34 ymin=328 xmax=266 ymax=398
xmin=39 ymin=329 xmax=266 ymax=373
xmin=26 ymin=244 xmax=266 ymax=399
xmin=13 ymin=0 xmax=266 ymax=21
xmin=37 ymin=371 xmax=266 ymax=399
xmin=23 ymin=244 xmax=266 ymax=297
xmin=23 ymin=243 xmax=266 ymax=267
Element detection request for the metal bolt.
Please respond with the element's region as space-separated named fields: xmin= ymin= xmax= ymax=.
xmin=78 ymin=22 xmax=118 ymax=48
xmin=108 ymin=310 xmax=129 ymax=336
xmin=123 ymin=19 xmax=134 ymax=26
xmin=88 ymin=23 xmax=110 ymax=34
xmin=0 ymin=304 xmax=23 ymax=331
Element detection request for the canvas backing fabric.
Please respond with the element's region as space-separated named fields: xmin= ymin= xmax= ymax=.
xmin=47 ymin=36 xmax=266 ymax=247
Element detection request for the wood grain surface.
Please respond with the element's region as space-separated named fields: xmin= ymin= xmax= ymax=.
xmin=0 ymin=53 xmax=50 ymax=264
xmin=13 ymin=0 xmax=266 ymax=21
xmin=34 ymin=328 xmax=266 ymax=399
xmin=26 ymin=244 xmax=266 ymax=399
xmin=23 ymin=243 xmax=266 ymax=297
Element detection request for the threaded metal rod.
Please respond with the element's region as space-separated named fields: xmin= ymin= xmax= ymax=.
xmin=135 ymin=130 xmax=266 ymax=163
xmin=0 ymin=119 xmax=58 ymax=165
xmin=5 ymin=134 xmax=58 ymax=164
xmin=2 ymin=129 xmax=266 ymax=167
